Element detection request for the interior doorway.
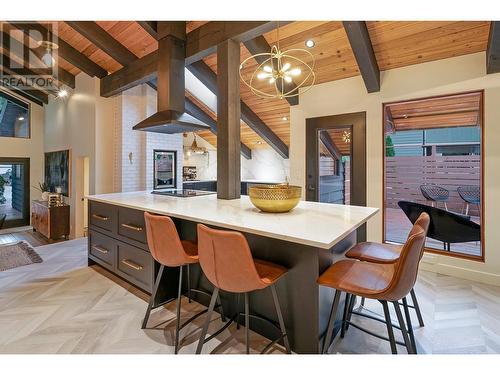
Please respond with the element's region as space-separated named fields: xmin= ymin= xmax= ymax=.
xmin=75 ymin=156 xmax=90 ymax=238
xmin=305 ymin=112 xmax=367 ymax=241
xmin=0 ymin=157 xmax=30 ymax=229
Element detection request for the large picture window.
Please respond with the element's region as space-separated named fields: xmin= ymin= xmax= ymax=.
xmin=383 ymin=91 xmax=483 ymax=260
xmin=0 ymin=90 xmax=30 ymax=139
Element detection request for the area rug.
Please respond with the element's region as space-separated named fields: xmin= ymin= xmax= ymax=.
xmin=0 ymin=241 xmax=43 ymax=271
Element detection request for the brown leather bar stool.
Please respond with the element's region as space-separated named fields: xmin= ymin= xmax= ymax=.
xmin=345 ymin=241 xmax=425 ymax=329
xmin=143 ymin=212 xmax=225 ymax=354
xmin=195 ymin=224 xmax=291 ymax=354
xmin=318 ymin=213 xmax=429 ymax=354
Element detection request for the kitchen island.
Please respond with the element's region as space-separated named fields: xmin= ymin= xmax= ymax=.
xmin=86 ymin=191 xmax=378 ymax=353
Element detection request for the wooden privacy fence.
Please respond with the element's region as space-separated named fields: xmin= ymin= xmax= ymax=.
xmin=385 ymin=155 xmax=480 ymax=216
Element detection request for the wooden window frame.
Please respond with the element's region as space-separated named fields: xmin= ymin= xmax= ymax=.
xmin=381 ymin=90 xmax=485 ymax=262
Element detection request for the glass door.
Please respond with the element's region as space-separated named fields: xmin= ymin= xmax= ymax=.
xmin=0 ymin=158 xmax=30 ymax=229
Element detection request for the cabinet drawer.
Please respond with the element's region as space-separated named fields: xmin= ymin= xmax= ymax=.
xmin=118 ymin=207 xmax=147 ymax=244
xmin=89 ymin=230 xmax=116 ymax=269
xmin=89 ymin=201 xmax=117 ymax=233
xmin=116 ymin=242 xmax=153 ymax=292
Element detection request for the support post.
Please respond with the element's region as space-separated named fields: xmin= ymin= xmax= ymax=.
xmin=216 ymin=39 xmax=241 ymax=199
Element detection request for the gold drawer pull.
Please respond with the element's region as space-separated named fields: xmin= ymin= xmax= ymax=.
xmin=121 ymin=223 xmax=143 ymax=231
xmin=121 ymin=259 xmax=144 ymax=271
xmin=92 ymin=214 xmax=109 ymax=221
xmin=92 ymin=245 xmax=109 ymax=254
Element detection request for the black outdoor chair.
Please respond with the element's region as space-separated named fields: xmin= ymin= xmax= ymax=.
xmin=0 ymin=214 xmax=6 ymax=229
xmin=419 ymin=184 xmax=449 ymax=211
xmin=398 ymin=201 xmax=480 ymax=252
xmin=457 ymin=185 xmax=480 ymax=216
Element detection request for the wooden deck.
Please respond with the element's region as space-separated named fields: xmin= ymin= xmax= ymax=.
xmin=385 ymin=207 xmax=481 ymax=257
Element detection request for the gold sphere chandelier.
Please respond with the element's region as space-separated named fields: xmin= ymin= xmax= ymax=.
xmin=239 ymin=22 xmax=316 ymax=100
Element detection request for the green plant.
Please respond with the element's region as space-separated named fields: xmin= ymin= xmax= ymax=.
xmin=385 ymin=135 xmax=395 ymax=157
xmin=0 ymin=176 xmax=5 ymax=192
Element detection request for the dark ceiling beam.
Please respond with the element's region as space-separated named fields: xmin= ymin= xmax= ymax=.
xmin=187 ymin=60 xmax=289 ymax=158
xmin=65 ymin=21 xmax=138 ymax=66
xmin=487 ymin=21 xmax=500 ymax=74
xmin=137 ymin=21 xmax=158 ymax=39
xmin=0 ymin=63 xmax=49 ymax=106
xmin=342 ymin=21 xmax=380 ymax=93
xmin=101 ymin=21 xmax=283 ymax=97
xmin=243 ymin=35 xmax=299 ymax=106
xmin=1 ymin=30 xmax=75 ymax=89
xmin=10 ymin=22 xmax=108 ymax=78
xmin=319 ymin=131 xmax=341 ymax=160
xmin=185 ymin=21 xmax=278 ymax=65
xmin=185 ymin=97 xmax=252 ymax=160
xmin=148 ymin=78 xmax=251 ymax=159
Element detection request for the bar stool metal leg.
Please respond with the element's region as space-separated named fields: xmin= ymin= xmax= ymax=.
xmin=341 ymin=293 xmax=351 ymax=338
xmin=142 ymin=264 xmax=165 ymax=329
xmin=270 ymin=284 xmax=291 ymax=353
xmin=245 ymin=292 xmax=250 ymax=354
xmin=381 ymin=301 xmax=397 ymax=354
xmin=410 ymin=288 xmax=425 ymax=327
xmin=360 ymin=297 xmax=365 ymax=307
xmin=174 ymin=266 xmax=183 ymax=354
xmin=402 ymin=297 xmax=417 ymax=354
xmin=322 ymin=290 xmax=341 ymax=354
xmin=392 ymin=301 xmax=413 ymax=354
xmin=187 ymin=264 xmax=192 ymax=303
xmin=196 ymin=287 xmax=219 ymax=354
xmin=236 ymin=293 xmax=241 ymax=330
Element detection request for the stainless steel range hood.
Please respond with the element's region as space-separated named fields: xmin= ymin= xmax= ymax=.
xmin=133 ymin=23 xmax=210 ymax=134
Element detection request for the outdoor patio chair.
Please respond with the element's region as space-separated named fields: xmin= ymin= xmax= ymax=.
xmin=398 ymin=201 xmax=480 ymax=252
xmin=457 ymin=185 xmax=480 ymax=216
xmin=0 ymin=214 xmax=5 ymax=229
xmin=419 ymin=184 xmax=449 ymax=211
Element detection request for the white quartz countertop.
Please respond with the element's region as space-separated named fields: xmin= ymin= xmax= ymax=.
xmin=86 ymin=191 xmax=379 ymax=249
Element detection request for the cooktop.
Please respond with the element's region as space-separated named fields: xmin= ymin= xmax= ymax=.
xmin=151 ymin=189 xmax=216 ymax=198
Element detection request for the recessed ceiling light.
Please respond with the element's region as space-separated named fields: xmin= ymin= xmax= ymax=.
xmin=305 ymin=39 xmax=315 ymax=48
xmin=17 ymin=116 xmax=25 ymax=121
xmin=58 ymin=89 xmax=68 ymax=98
xmin=255 ymin=141 xmax=263 ymax=145
xmin=282 ymin=116 xmax=288 ymax=121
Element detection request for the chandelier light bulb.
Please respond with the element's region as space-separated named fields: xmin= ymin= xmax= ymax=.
xmin=263 ymin=65 xmax=273 ymax=73
xmin=283 ymin=76 xmax=293 ymax=83
xmin=269 ymin=77 xmax=276 ymax=84
xmin=289 ymin=68 xmax=301 ymax=76
xmin=281 ymin=62 xmax=291 ymax=72
xmin=257 ymin=72 xmax=270 ymax=80
xmin=58 ymin=89 xmax=68 ymax=98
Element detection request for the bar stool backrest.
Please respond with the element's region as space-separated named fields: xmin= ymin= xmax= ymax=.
xmin=197 ymin=224 xmax=266 ymax=293
xmin=384 ymin=213 xmax=430 ymax=301
xmin=144 ymin=212 xmax=190 ymax=267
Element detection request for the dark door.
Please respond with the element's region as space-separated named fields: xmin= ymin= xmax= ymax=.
xmin=305 ymin=112 xmax=367 ymax=241
xmin=0 ymin=157 xmax=30 ymax=229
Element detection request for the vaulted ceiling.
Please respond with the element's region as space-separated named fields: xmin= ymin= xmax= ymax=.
xmin=0 ymin=21 xmax=493 ymax=156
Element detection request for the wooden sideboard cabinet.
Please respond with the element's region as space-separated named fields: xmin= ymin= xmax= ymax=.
xmin=31 ymin=200 xmax=70 ymax=240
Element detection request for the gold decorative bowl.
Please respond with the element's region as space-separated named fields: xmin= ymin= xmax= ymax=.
xmin=248 ymin=184 xmax=302 ymax=213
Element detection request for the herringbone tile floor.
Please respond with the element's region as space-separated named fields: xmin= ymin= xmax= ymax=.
xmin=0 ymin=238 xmax=499 ymax=354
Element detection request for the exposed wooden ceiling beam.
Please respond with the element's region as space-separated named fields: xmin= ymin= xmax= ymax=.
xmin=137 ymin=21 xmax=158 ymax=39
xmin=101 ymin=21 xmax=282 ymax=96
xmin=148 ymin=78 xmax=251 ymax=159
xmin=319 ymin=131 xmax=341 ymax=160
xmin=65 ymin=21 xmax=138 ymax=66
xmin=0 ymin=30 xmax=75 ymax=89
xmin=343 ymin=21 xmax=380 ymax=93
xmin=186 ymin=21 xmax=278 ymax=65
xmin=187 ymin=60 xmax=289 ymax=158
xmin=9 ymin=22 xmax=108 ymax=78
xmin=243 ymin=35 xmax=299 ymax=106
xmin=0 ymin=61 xmax=49 ymax=105
xmin=486 ymin=21 xmax=500 ymax=74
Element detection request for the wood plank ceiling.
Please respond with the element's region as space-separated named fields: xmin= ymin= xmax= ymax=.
xmin=3 ymin=21 xmax=491 ymax=154
xmin=385 ymin=91 xmax=482 ymax=132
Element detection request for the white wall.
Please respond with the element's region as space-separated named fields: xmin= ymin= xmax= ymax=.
xmin=114 ymin=84 xmax=183 ymax=192
xmin=44 ymin=74 xmax=114 ymax=237
xmin=290 ymin=52 xmax=500 ymax=286
xmin=0 ymin=88 xmax=44 ymax=209
xmin=183 ymin=132 xmax=290 ymax=183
